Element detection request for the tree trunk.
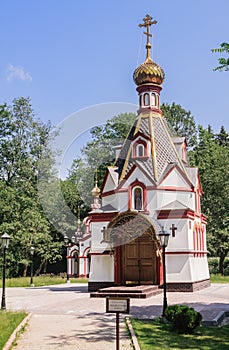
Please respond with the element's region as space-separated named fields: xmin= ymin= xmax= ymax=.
xmin=43 ymin=260 xmax=47 ymax=274
xmin=23 ymin=264 xmax=28 ymax=277
xmin=219 ymin=255 xmax=225 ymax=275
xmin=35 ymin=260 xmax=45 ymax=276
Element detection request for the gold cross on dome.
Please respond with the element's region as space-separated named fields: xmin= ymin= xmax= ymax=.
xmin=139 ymin=14 xmax=157 ymax=58
xmin=139 ymin=14 xmax=157 ymax=41
xmin=95 ymin=169 xmax=99 ymax=184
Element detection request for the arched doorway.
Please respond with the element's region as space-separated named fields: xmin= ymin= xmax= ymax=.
xmin=108 ymin=210 xmax=160 ymax=286
xmin=73 ymin=251 xmax=79 ymax=277
xmin=122 ymin=231 xmax=158 ymax=285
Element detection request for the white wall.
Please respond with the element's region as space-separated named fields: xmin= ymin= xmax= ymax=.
xmin=89 ymin=255 xmax=114 ymax=282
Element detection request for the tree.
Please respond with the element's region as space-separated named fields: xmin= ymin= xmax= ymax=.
xmin=215 ymin=125 xmax=229 ymax=146
xmin=0 ymin=97 xmax=64 ymax=277
xmin=189 ymin=126 xmax=229 ymax=274
xmin=68 ymin=113 xmax=136 ymax=206
xmin=161 ymin=102 xmax=197 ymax=148
xmin=212 ymin=42 xmax=229 ymax=71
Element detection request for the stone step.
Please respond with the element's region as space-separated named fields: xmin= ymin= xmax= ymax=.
xmin=90 ymin=285 xmax=162 ymax=299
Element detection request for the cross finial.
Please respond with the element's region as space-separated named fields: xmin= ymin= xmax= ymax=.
xmin=77 ymin=206 xmax=81 ymax=226
xmin=139 ymin=14 xmax=157 ymax=59
xmin=95 ymin=169 xmax=99 ymax=185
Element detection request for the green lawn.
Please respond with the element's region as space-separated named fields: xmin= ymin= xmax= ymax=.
xmin=4 ymin=276 xmax=88 ymax=287
xmin=131 ymin=319 xmax=229 ymax=350
xmin=0 ymin=311 xmax=27 ymax=349
xmin=210 ymin=274 xmax=229 ymax=283
xmin=2 ymin=274 xmax=227 ymax=287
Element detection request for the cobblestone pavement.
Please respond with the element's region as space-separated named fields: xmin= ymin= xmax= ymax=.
xmin=4 ymin=283 xmax=229 ymax=349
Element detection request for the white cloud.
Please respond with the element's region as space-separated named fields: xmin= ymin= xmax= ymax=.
xmin=6 ymin=64 xmax=32 ymax=82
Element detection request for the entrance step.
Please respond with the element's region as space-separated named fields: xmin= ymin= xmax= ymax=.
xmin=90 ymin=285 xmax=162 ymax=299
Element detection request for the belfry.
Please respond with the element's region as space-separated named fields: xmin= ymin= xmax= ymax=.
xmin=69 ymin=15 xmax=210 ymax=294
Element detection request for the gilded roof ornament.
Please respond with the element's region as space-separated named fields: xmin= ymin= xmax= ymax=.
xmin=138 ymin=14 xmax=157 ymax=59
xmin=91 ymin=169 xmax=100 ymax=197
xmin=133 ymin=14 xmax=165 ymax=86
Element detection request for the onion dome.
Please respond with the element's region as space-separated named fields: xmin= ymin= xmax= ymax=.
xmin=91 ymin=183 xmax=100 ymax=197
xmin=133 ymin=56 xmax=165 ymax=86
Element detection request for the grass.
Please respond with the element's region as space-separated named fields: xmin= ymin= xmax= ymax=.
xmin=4 ymin=276 xmax=88 ymax=287
xmin=2 ymin=273 xmax=228 ymax=287
xmin=210 ymin=274 xmax=229 ymax=284
xmin=131 ymin=318 xmax=229 ymax=350
xmin=1 ymin=273 xmax=228 ymax=288
xmin=0 ymin=311 xmax=27 ymax=349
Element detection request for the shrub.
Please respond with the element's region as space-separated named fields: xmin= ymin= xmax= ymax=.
xmin=164 ymin=305 xmax=202 ymax=333
xmin=208 ymin=257 xmax=229 ymax=276
xmin=164 ymin=304 xmax=180 ymax=322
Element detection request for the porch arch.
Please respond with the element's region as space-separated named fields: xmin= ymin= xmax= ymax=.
xmin=108 ymin=210 xmax=161 ymax=285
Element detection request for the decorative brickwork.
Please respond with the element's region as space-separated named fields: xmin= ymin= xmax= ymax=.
xmin=167 ymin=279 xmax=210 ymax=292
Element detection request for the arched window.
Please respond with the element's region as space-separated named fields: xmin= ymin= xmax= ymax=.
xmin=151 ymin=93 xmax=156 ymax=106
xmin=143 ymin=93 xmax=150 ymax=106
xmin=136 ymin=144 xmax=144 ymax=157
xmin=86 ymin=251 xmax=91 ymax=277
xmin=139 ymin=95 xmax=142 ymax=107
xmin=133 ymin=187 xmax=143 ymax=210
xmin=73 ymin=252 xmax=79 ymax=277
xmin=133 ymin=140 xmax=147 ymax=158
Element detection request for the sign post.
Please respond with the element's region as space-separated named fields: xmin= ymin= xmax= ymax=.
xmin=106 ymin=297 xmax=130 ymax=350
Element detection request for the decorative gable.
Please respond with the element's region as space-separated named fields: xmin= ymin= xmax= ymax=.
xmin=158 ymin=163 xmax=193 ymax=190
xmin=101 ymin=166 xmax=119 ymax=194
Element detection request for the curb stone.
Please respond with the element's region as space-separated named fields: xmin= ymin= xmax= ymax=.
xmin=3 ymin=313 xmax=32 ymax=350
xmin=125 ymin=317 xmax=141 ymax=350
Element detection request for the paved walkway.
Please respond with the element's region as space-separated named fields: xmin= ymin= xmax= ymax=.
xmin=3 ymin=283 xmax=229 ymax=349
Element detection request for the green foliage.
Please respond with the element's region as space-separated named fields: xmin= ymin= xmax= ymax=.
xmin=164 ymin=305 xmax=202 ymax=333
xmin=212 ymin=43 xmax=229 ymax=71
xmin=0 ymin=311 xmax=27 ymax=349
xmin=209 ymin=257 xmax=229 ymax=276
xmin=68 ymin=113 xmax=136 ymax=206
xmin=131 ymin=318 xmax=229 ymax=350
xmin=161 ymin=102 xmax=197 ymax=147
xmin=3 ymin=275 xmax=88 ymax=287
xmin=189 ymin=126 xmax=229 ymax=274
xmin=0 ymin=97 xmax=64 ymax=277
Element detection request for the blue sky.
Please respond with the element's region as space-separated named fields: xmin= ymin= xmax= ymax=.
xmin=1 ymin=1 xmax=228 ymax=138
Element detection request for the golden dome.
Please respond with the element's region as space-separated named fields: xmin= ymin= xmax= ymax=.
xmin=91 ymin=183 xmax=100 ymax=197
xmin=133 ymin=56 xmax=165 ymax=86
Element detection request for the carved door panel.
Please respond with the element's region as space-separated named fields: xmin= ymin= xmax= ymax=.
xmin=139 ymin=239 xmax=157 ymax=284
xmin=122 ymin=234 xmax=157 ymax=285
xmin=124 ymin=241 xmax=139 ymax=284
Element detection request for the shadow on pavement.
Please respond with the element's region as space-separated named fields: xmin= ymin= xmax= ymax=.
xmin=47 ymin=314 xmax=117 ymax=346
xmin=29 ymin=285 xmax=89 ymax=293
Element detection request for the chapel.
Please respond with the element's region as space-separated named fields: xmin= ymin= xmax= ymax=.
xmin=67 ymin=15 xmax=210 ymax=294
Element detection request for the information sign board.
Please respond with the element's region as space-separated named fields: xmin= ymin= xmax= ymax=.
xmin=106 ymin=297 xmax=130 ymax=314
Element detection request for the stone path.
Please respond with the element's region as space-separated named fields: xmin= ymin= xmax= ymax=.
xmin=3 ymin=283 xmax=229 ymax=349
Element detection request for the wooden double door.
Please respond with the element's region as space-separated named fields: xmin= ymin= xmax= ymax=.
xmin=121 ymin=233 xmax=158 ymax=285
